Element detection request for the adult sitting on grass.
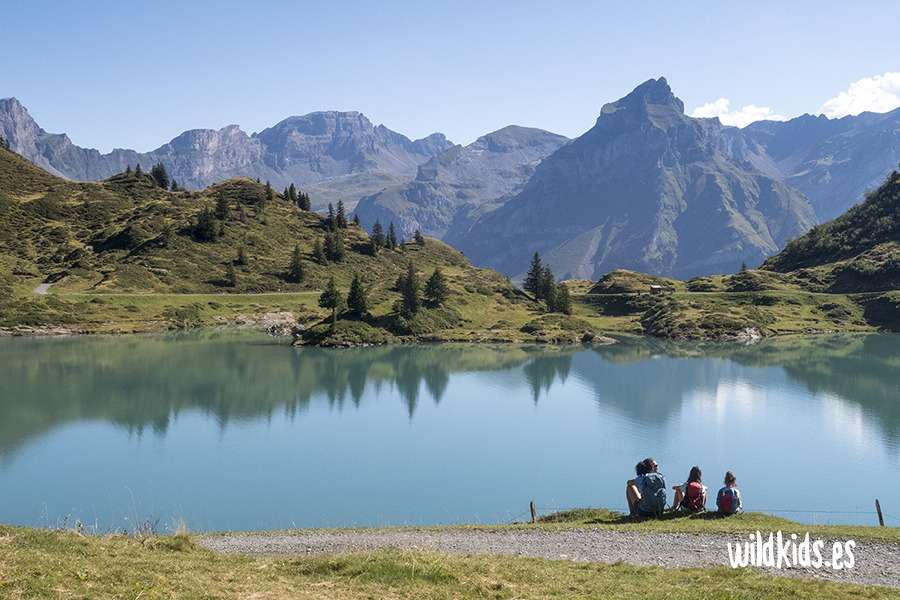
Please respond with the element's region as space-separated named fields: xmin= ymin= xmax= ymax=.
xmin=716 ymin=471 xmax=742 ymax=515
xmin=671 ymin=465 xmax=707 ymax=513
xmin=626 ymin=457 xmax=666 ymax=517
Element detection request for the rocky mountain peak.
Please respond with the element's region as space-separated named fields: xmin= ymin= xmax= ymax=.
xmin=599 ymin=77 xmax=685 ymax=122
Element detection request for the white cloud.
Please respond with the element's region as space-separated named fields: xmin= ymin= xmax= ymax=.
xmin=690 ymin=98 xmax=788 ymax=127
xmin=819 ymin=72 xmax=900 ymax=118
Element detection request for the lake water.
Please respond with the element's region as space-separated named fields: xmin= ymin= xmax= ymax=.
xmin=1 ymin=332 xmax=898 ymax=532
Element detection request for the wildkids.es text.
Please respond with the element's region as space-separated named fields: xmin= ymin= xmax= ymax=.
xmin=727 ymin=531 xmax=855 ymax=569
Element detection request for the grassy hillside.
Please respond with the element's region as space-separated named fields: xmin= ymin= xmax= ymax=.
xmin=0 ymin=147 xmax=610 ymax=343
xmin=762 ymin=168 xmax=900 ymax=292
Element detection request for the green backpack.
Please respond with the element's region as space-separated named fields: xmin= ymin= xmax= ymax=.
xmin=639 ymin=472 xmax=667 ymax=514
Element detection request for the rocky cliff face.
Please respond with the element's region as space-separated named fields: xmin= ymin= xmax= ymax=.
xmin=0 ymin=100 xmax=452 ymax=192
xmin=744 ymin=109 xmax=900 ymax=221
xmin=353 ymin=125 xmax=568 ymax=240
xmin=452 ymin=78 xmax=817 ymax=281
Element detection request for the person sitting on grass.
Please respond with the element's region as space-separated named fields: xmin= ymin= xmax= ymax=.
xmin=626 ymin=457 xmax=666 ymax=517
xmin=716 ymin=471 xmax=742 ymax=515
xmin=671 ymin=465 xmax=707 ymax=513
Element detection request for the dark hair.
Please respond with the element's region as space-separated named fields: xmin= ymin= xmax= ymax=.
xmin=724 ymin=471 xmax=737 ymax=486
xmin=687 ymin=466 xmax=702 ymax=483
xmin=635 ymin=457 xmax=657 ymax=476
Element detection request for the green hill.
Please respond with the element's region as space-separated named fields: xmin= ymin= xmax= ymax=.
xmin=0 ymin=147 xmax=604 ymax=344
xmin=761 ymin=167 xmax=900 ymax=293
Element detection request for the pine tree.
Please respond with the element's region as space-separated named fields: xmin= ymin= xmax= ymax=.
xmin=289 ymin=183 xmax=297 ymax=204
xmin=170 ymin=179 xmax=180 ymax=191
xmin=346 ymin=273 xmax=369 ymax=318
xmin=224 ymin=263 xmax=237 ymax=288
xmin=265 ymin=180 xmax=273 ymax=204
xmin=352 ymin=214 xmax=361 ymax=227
xmin=336 ymin=200 xmax=348 ymax=228
xmin=424 ymin=267 xmax=450 ymax=306
xmin=312 ymin=238 xmax=326 ymax=264
xmin=414 ymin=229 xmax=425 ymax=246
xmin=135 ymin=163 xmax=143 ymax=176
xmin=125 ymin=165 xmax=133 ymax=175
xmin=215 ymin=191 xmax=230 ymax=220
xmin=194 ymin=208 xmax=217 ymax=242
xmin=151 ymin=162 xmax=170 ymax=189
xmin=387 ymin=222 xmax=398 ymax=250
xmin=288 ymin=243 xmax=305 ymax=282
xmin=538 ymin=266 xmax=555 ymax=302
xmin=371 ymin=220 xmax=385 ymax=253
xmin=324 ymin=230 xmax=345 ymax=262
xmin=318 ymin=276 xmax=343 ymax=330
xmin=523 ymin=252 xmax=543 ymax=298
xmin=554 ymin=283 xmax=573 ymax=315
xmin=396 ymin=260 xmax=421 ymax=317
xmin=298 ymin=191 xmax=311 ymax=211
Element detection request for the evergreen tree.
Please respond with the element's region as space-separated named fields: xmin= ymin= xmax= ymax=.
xmin=170 ymin=179 xmax=180 ymax=191
xmin=134 ymin=163 xmax=143 ymax=176
xmin=289 ymin=183 xmax=297 ymax=204
xmin=288 ymin=243 xmax=305 ymax=283
xmin=424 ymin=267 xmax=450 ymax=306
xmin=224 ymin=263 xmax=237 ymax=288
xmin=324 ymin=230 xmax=345 ymax=262
xmin=283 ymin=187 xmax=290 ymax=201
xmin=151 ymin=162 xmax=170 ymax=189
xmin=346 ymin=273 xmax=369 ymax=318
xmin=352 ymin=214 xmax=361 ymax=227
xmin=312 ymin=238 xmax=326 ymax=264
xmin=298 ymin=191 xmax=311 ymax=211
xmin=194 ymin=207 xmax=217 ymax=242
xmin=336 ymin=200 xmax=348 ymax=228
xmin=214 ymin=191 xmax=230 ymax=220
xmin=387 ymin=222 xmax=398 ymax=250
xmin=414 ymin=229 xmax=425 ymax=246
xmin=396 ymin=260 xmax=421 ymax=317
xmin=125 ymin=165 xmax=133 ymax=175
xmin=160 ymin=223 xmax=174 ymax=248
xmin=326 ymin=203 xmax=336 ymax=230
xmin=554 ymin=283 xmax=573 ymax=315
xmin=538 ymin=265 xmax=555 ymax=302
xmin=371 ymin=220 xmax=385 ymax=253
xmin=318 ymin=276 xmax=343 ymax=330
xmin=523 ymin=252 xmax=543 ymax=298
xmin=265 ymin=180 xmax=273 ymax=203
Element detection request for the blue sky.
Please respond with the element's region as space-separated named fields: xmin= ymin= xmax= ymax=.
xmin=3 ymin=1 xmax=898 ymax=153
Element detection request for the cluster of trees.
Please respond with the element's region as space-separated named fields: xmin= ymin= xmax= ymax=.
xmin=524 ymin=252 xmax=572 ymax=314
xmin=283 ymin=183 xmax=312 ymax=210
xmin=123 ymin=163 xmax=181 ymax=191
xmin=369 ymin=219 xmax=399 ymax=254
xmin=395 ymin=261 xmax=450 ymax=317
xmin=317 ymin=273 xmax=369 ymax=330
xmin=316 ymin=262 xmax=451 ymax=330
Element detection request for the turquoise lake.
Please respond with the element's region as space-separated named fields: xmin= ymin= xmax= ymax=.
xmin=1 ymin=332 xmax=898 ymax=532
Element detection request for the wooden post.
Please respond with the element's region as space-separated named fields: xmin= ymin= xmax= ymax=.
xmin=876 ymin=499 xmax=885 ymax=527
xmin=530 ymin=500 xmax=537 ymax=524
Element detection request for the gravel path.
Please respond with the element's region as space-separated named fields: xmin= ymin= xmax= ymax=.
xmin=196 ymin=528 xmax=900 ymax=589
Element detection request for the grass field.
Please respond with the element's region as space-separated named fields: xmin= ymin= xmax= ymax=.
xmin=2 ymin=511 xmax=897 ymax=599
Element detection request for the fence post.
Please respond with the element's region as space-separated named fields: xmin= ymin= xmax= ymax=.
xmin=530 ymin=500 xmax=537 ymax=524
xmin=876 ymin=499 xmax=885 ymax=527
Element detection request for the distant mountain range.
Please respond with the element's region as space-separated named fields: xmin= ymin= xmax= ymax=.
xmin=3 ymin=80 xmax=898 ymax=280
